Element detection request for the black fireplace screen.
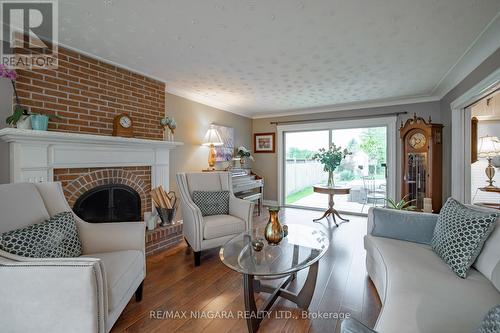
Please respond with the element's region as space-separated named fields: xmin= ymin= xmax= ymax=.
xmin=73 ymin=184 xmax=141 ymax=223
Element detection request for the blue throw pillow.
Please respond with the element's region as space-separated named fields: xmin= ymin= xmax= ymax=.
xmin=0 ymin=211 xmax=82 ymax=258
xmin=371 ymin=208 xmax=437 ymax=244
xmin=192 ymin=190 xmax=230 ymax=216
xmin=431 ymin=198 xmax=497 ymax=278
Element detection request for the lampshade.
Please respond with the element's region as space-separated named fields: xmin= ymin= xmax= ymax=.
xmin=202 ymin=126 xmax=223 ymax=146
xmin=478 ymin=135 xmax=500 ymax=158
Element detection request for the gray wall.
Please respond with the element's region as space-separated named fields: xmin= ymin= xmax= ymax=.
xmin=0 ymin=79 xmax=12 ymax=184
xmin=165 ymin=93 xmax=253 ymax=196
xmin=252 ymin=101 xmax=441 ymax=202
xmin=440 ymin=47 xmax=500 ymax=200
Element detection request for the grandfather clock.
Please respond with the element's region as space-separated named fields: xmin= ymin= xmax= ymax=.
xmin=400 ymin=113 xmax=443 ymax=212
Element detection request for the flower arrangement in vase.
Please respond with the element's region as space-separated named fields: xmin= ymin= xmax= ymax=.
xmin=2 ymin=65 xmax=60 ymax=130
xmin=236 ymin=146 xmax=254 ymax=167
xmin=1 ymin=65 xmax=30 ymax=128
xmin=160 ymin=116 xmax=177 ymax=141
xmin=312 ymin=143 xmax=350 ymax=187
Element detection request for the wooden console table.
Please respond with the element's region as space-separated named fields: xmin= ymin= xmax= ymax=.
xmin=477 ymin=187 xmax=500 ymax=210
xmin=312 ymin=185 xmax=351 ymax=227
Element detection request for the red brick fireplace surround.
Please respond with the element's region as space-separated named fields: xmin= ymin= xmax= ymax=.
xmin=53 ymin=167 xmax=152 ymax=218
xmin=14 ymin=46 xmax=165 ymax=139
xmin=11 ymin=45 xmax=181 ymax=255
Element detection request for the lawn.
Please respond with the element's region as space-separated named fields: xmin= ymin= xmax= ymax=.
xmin=286 ymin=186 xmax=314 ymax=204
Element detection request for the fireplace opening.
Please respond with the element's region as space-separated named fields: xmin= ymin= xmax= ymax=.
xmin=73 ymin=184 xmax=141 ymax=223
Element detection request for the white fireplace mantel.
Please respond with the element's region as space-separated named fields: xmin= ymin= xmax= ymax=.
xmin=0 ymin=128 xmax=183 ymax=190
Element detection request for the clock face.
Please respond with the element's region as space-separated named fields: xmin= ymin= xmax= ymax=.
xmin=409 ymin=132 xmax=426 ymax=149
xmin=119 ymin=116 xmax=131 ymax=128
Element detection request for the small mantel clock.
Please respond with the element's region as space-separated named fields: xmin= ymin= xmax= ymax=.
xmin=400 ymin=113 xmax=443 ymax=212
xmin=112 ymin=113 xmax=134 ymax=138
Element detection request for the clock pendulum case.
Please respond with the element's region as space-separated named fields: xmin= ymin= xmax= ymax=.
xmin=400 ymin=113 xmax=443 ymax=212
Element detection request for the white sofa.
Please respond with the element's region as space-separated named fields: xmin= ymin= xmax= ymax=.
xmin=176 ymin=172 xmax=254 ymax=266
xmin=343 ymin=207 xmax=500 ymax=333
xmin=0 ymin=182 xmax=146 ymax=333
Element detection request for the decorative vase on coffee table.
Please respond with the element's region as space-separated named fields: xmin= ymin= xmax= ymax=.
xmin=265 ymin=207 xmax=283 ymax=245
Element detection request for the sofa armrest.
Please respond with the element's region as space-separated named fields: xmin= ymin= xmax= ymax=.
xmin=0 ymin=258 xmax=107 ymax=333
xmin=77 ymin=221 xmax=145 ymax=255
xmin=229 ymin=196 xmax=255 ymax=231
xmin=341 ymin=318 xmax=377 ymax=333
xmin=367 ymin=207 xmax=438 ymax=245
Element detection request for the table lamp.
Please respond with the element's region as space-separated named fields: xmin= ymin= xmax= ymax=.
xmin=202 ymin=125 xmax=223 ymax=169
xmin=478 ymin=135 xmax=500 ymax=189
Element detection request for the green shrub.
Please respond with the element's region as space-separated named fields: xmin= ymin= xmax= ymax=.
xmin=339 ymin=170 xmax=355 ymax=181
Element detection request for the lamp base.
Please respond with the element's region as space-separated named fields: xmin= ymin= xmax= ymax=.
xmin=208 ymin=144 xmax=217 ymax=169
xmin=485 ymin=158 xmax=496 ymax=188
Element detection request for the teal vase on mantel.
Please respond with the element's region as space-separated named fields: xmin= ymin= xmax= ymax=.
xmin=31 ymin=114 xmax=49 ymax=131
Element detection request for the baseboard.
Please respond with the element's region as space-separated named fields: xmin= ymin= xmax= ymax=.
xmin=262 ymin=200 xmax=279 ymax=207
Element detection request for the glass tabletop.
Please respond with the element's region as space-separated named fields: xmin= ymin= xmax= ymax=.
xmin=219 ymin=224 xmax=329 ymax=277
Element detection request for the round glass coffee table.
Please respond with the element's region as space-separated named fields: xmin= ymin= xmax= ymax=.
xmin=219 ymin=224 xmax=329 ymax=333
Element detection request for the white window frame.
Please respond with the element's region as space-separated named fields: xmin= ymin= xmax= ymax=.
xmin=277 ymin=116 xmax=398 ymax=211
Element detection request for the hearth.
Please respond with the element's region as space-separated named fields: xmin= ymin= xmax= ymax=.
xmin=74 ymin=184 xmax=141 ymax=223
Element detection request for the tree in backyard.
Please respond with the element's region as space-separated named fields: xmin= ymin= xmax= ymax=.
xmin=359 ymin=128 xmax=386 ymax=173
xmin=287 ymin=147 xmax=315 ymax=160
xmin=346 ymin=138 xmax=359 ymax=154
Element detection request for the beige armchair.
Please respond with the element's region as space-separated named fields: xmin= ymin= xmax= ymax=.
xmin=176 ymin=172 xmax=254 ymax=266
xmin=0 ymin=182 xmax=145 ymax=333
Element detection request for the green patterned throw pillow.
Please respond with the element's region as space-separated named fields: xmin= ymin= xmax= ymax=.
xmin=431 ymin=198 xmax=497 ymax=278
xmin=0 ymin=211 xmax=82 ymax=258
xmin=192 ymin=190 xmax=230 ymax=216
xmin=477 ymin=304 xmax=500 ymax=333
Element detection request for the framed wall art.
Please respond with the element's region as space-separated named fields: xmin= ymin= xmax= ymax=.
xmin=213 ymin=124 xmax=235 ymax=162
xmin=254 ymin=132 xmax=275 ymax=153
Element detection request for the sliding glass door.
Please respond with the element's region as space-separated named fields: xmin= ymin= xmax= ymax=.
xmin=284 ymin=130 xmax=330 ymax=209
xmin=329 ymin=127 xmax=387 ymax=214
xmin=280 ymin=118 xmax=394 ymax=215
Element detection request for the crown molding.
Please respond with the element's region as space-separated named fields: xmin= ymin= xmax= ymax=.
xmin=250 ymin=94 xmax=440 ymax=119
xmin=432 ymin=13 xmax=500 ymax=99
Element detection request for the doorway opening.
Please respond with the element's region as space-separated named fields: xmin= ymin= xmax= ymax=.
xmin=469 ymin=89 xmax=500 ymax=209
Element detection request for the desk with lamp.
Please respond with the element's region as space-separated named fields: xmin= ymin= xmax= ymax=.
xmin=477 ymin=135 xmax=500 ymax=210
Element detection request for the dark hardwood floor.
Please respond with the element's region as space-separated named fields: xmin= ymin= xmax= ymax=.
xmin=112 ymin=207 xmax=381 ymax=333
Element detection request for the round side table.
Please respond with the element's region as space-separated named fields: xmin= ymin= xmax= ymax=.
xmin=312 ymin=185 xmax=351 ymax=227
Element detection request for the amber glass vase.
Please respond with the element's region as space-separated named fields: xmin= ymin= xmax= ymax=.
xmin=265 ymin=207 xmax=283 ymax=245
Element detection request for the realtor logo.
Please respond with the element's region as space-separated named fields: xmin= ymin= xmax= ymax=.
xmin=1 ymin=0 xmax=58 ymax=68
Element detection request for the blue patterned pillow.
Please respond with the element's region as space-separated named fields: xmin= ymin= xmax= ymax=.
xmin=431 ymin=198 xmax=497 ymax=278
xmin=477 ymin=304 xmax=500 ymax=333
xmin=192 ymin=191 xmax=230 ymax=216
xmin=0 ymin=211 xmax=82 ymax=258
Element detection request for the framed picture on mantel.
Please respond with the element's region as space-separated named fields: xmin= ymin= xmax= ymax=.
xmin=254 ymin=132 xmax=275 ymax=153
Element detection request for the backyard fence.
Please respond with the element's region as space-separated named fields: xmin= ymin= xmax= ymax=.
xmin=285 ymin=159 xmax=326 ymax=196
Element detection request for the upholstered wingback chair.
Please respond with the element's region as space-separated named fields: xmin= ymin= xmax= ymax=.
xmin=176 ymin=172 xmax=254 ymax=266
xmin=0 ymin=182 xmax=145 ymax=333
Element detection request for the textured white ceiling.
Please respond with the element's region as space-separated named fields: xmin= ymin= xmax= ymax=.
xmin=58 ymin=0 xmax=500 ymax=117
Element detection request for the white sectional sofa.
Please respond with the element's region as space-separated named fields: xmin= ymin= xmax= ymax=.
xmin=342 ymin=207 xmax=500 ymax=333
